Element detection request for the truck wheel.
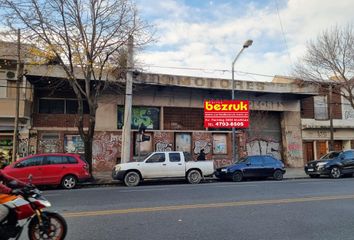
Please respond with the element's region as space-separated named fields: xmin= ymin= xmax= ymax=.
xmin=187 ymin=170 xmax=202 ymax=184
xmin=124 ymin=171 xmax=140 ymax=187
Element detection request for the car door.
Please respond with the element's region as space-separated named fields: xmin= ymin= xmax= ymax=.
xmin=263 ymin=156 xmax=277 ymax=177
xmin=243 ymin=156 xmax=265 ymax=177
xmin=142 ymin=153 xmax=166 ymax=178
xmin=42 ymin=155 xmax=67 ymax=184
xmin=8 ymin=156 xmax=44 ymax=184
xmin=165 ymin=152 xmax=185 ymax=177
xmin=339 ymin=151 xmax=354 ymax=174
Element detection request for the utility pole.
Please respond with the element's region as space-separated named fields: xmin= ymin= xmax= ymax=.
xmin=12 ymin=29 xmax=22 ymax=162
xmin=231 ymin=40 xmax=253 ymax=163
xmin=328 ymin=83 xmax=334 ymax=151
xmin=121 ymin=35 xmax=134 ymax=163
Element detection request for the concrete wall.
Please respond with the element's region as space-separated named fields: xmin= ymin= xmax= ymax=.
xmin=0 ymin=99 xmax=32 ymax=118
xmin=281 ymin=111 xmax=304 ymax=167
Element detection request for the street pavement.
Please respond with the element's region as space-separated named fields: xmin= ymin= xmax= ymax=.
xmin=20 ymin=177 xmax=354 ymax=240
xmin=89 ymin=167 xmax=309 ymax=186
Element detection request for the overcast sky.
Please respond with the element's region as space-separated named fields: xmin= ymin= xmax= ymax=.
xmin=135 ymin=0 xmax=354 ymax=81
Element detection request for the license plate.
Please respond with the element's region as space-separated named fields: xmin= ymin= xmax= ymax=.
xmin=307 ymin=168 xmax=314 ymax=172
xmin=221 ymin=169 xmax=227 ymax=172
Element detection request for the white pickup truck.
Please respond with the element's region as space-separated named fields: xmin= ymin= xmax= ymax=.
xmin=112 ymin=151 xmax=214 ymax=186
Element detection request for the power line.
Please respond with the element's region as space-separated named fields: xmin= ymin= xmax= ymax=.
xmin=137 ymin=64 xmax=275 ymax=78
xmin=274 ymin=0 xmax=292 ymax=65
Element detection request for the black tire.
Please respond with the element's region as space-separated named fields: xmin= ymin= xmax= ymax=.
xmin=273 ymin=170 xmax=283 ymax=181
xmin=28 ymin=211 xmax=67 ymax=240
xmin=330 ymin=166 xmax=342 ymax=179
xmin=309 ymin=174 xmax=320 ymax=178
xmin=186 ymin=169 xmax=202 ymax=184
xmin=61 ymin=175 xmax=77 ymax=189
xmin=124 ymin=171 xmax=141 ymax=187
xmin=232 ymin=171 xmax=243 ymax=182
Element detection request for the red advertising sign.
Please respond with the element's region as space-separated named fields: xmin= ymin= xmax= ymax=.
xmin=204 ymin=100 xmax=249 ymax=128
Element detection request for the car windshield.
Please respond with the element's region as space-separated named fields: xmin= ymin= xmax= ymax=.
xmin=137 ymin=152 xmax=153 ymax=162
xmin=320 ymin=152 xmax=340 ymax=159
xmin=236 ymin=157 xmax=248 ymax=163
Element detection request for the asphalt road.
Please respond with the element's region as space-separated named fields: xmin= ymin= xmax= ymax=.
xmin=20 ymin=178 xmax=354 ymax=240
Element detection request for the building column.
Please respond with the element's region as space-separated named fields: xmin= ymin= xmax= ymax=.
xmin=281 ymin=111 xmax=304 ymax=167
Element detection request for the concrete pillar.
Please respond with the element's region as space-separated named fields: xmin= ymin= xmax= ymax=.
xmin=281 ymin=111 xmax=304 ymax=167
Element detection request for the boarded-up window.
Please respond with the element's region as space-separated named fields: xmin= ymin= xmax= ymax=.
xmin=0 ymin=80 xmax=6 ymax=98
xmin=64 ymin=135 xmax=84 ymax=153
xmin=213 ymin=134 xmax=227 ymax=154
xmin=164 ymin=107 xmax=204 ymax=130
xmin=314 ymin=96 xmax=328 ymax=120
xmin=342 ymin=97 xmax=354 ymax=120
xmin=175 ymin=133 xmax=192 ymax=153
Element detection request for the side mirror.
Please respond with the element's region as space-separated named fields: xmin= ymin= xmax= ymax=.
xmin=246 ymin=162 xmax=251 ymax=166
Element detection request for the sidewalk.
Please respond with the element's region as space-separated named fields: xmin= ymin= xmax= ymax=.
xmin=86 ymin=167 xmax=308 ymax=186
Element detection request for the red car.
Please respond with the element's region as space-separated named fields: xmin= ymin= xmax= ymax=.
xmin=3 ymin=153 xmax=91 ymax=189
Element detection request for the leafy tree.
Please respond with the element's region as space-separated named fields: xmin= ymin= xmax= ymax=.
xmin=0 ymin=0 xmax=151 ymax=173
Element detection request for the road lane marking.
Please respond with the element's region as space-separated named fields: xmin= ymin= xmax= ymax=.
xmin=63 ymin=194 xmax=354 ymax=218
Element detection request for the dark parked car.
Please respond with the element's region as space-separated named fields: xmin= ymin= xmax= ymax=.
xmin=214 ymin=155 xmax=286 ymax=182
xmin=304 ymin=149 xmax=354 ymax=179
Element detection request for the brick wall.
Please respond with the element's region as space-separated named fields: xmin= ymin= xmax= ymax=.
xmin=301 ymin=93 xmax=342 ymax=119
xmin=33 ymin=113 xmax=90 ymax=128
xmin=301 ymin=97 xmax=314 ymax=119
xmin=164 ymin=107 xmax=204 ymax=130
xmin=332 ymin=92 xmax=342 ymax=119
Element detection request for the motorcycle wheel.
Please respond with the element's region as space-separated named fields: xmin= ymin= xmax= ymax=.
xmin=28 ymin=211 xmax=67 ymax=240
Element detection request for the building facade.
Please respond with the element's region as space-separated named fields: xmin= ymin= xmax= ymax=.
xmin=301 ymin=89 xmax=354 ymax=162
xmin=21 ymin=66 xmax=320 ymax=172
xmin=0 ymin=42 xmax=33 ymax=161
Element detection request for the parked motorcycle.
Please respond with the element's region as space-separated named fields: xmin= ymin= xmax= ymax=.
xmin=0 ymin=183 xmax=67 ymax=240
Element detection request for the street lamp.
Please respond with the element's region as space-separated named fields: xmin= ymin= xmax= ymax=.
xmin=232 ymin=39 xmax=253 ymax=163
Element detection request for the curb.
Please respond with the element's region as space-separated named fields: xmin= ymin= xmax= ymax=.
xmin=79 ymin=175 xmax=310 ymax=187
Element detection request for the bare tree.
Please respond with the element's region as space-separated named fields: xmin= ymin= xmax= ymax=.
xmin=0 ymin=0 xmax=151 ymax=173
xmin=293 ymin=24 xmax=354 ymax=110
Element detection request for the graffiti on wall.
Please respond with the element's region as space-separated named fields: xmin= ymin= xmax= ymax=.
xmin=285 ymin=130 xmax=302 ymax=159
xmin=342 ymin=97 xmax=354 ymax=120
xmin=244 ymin=111 xmax=282 ymax=160
xmin=92 ymin=132 xmax=121 ymax=171
xmin=192 ymin=132 xmax=212 ymax=159
xmin=154 ymin=132 xmax=174 ymax=152
xmin=213 ymin=159 xmax=233 ymax=169
xmin=246 ymin=138 xmax=281 ymax=160
xmin=64 ymin=135 xmax=84 ymax=153
xmin=39 ymin=139 xmax=62 ymax=153
xmin=194 ymin=140 xmax=211 ymax=154
xmin=118 ymin=106 xmax=160 ymax=130
xmin=18 ymin=138 xmax=29 ymax=157
xmin=156 ymin=142 xmax=172 ymax=152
